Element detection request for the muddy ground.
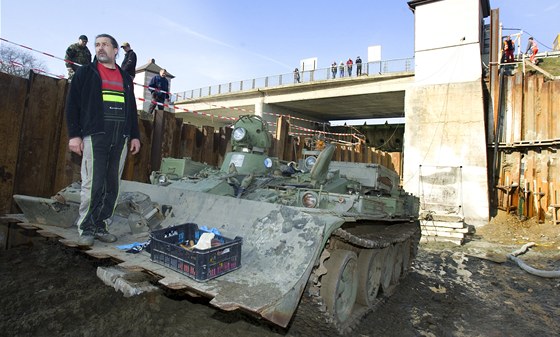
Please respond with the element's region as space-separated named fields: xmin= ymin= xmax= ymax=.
xmin=1 ymin=213 xmax=559 ymax=337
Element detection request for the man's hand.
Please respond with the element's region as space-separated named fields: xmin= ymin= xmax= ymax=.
xmin=130 ymin=138 xmax=141 ymax=155
xmin=68 ymin=137 xmax=83 ymax=156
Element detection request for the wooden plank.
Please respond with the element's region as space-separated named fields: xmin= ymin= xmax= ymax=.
xmin=59 ymin=239 xmax=79 ymax=247
xmin=534 ymin=75 xmax=546 ymax=141
xmin=217 ymin=126 xmax=230 ymax=166
xmin=150 ymin=110 xmax=165 ymax=172
xmin=552 ymin=81 xmax=560 ymax=139
xmin=0 ymin=213 xmax=27 ymax=223
xmin=85 ymin=250 xmax=112 ymax=259
xmin=158 ymin=277 xmax=190 ymax=290
xmin=421 ymin=229 xmax=466 ymax=239
xmin=181 ymin=123 xmax=197 ymax=160
xmin=201 ymin=126 xmax=215 ymax=166
xmin=0 ymin=72 xmax=27 ymax=213
xmin=36 ymin=229 xmax=60 ymax=238
xmin=16 ymin=223 xmax=38 ymax=230
xmin=420 ymin=225 xmax=470 ymax=233
xmin=14 ymin=72 xmax=65 ymax=199
xmin=117 ymin=261 xmax=146 ymax=272
xmin=420 ymin=236 xmax=464 ymax=245
xmin=161 ymin=110 xmax=178 ymax=160
xmin=0 ymin=223 xmax=8 ymax=250
xmin=51 ymin=79 xmax=75 ymax=192
xmin=274 ymin=116 xmax=287 ymax=160
xmin=122 ymin=117 xmax=154 ymax=182
xmin=172 ymin=117 xmax=183 ymax=158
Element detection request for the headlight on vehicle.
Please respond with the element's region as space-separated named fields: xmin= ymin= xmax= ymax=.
xmin=232 ymin=127 xmax=247 ymax=141
xmin=304 ymin=156 xmax=316 ymax=170
xmin=302 ymin=192 xmax=319 ymax=208
xmin=158 ymin=174 xmax=168 ymax=184
xmin=264 ymin=157 xmax=273 ymax=168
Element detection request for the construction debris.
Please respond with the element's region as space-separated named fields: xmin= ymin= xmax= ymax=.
xmin=96 ymin=266 xmax=160 ymax=297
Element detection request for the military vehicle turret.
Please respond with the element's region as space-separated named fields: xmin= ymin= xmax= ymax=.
xmin=13 ymin=114 xmax=420 ymax=333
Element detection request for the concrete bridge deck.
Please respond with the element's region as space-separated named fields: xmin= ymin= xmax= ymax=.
xmin=172 ymin=59 xmax=414 ymax=126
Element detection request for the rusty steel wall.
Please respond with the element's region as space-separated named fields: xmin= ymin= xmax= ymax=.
xmin=496 ymin=72 xmax=560 ymax=221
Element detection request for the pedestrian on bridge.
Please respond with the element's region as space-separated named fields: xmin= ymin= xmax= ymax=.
xmin=339 ymin=62 xmax=345 ymax=77
xmin=356 ymin=56 xmax=362 ymax=76
xmin=346 ymin=58 xmax=353 ymax=76
xmin=331 ymin=61 xmax=337 ymax=79
xmin=294 ymin=68 xmax=301 ymax=83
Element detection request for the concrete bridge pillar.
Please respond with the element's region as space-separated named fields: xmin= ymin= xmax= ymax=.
xmin=254 ymin=96 xmax=264 ymax=117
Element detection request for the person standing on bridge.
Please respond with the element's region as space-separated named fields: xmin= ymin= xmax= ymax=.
xmin=339 ymin=62 xmax=345 ymax=77
xmin=356 ymin=56 xmax=362 ymax=76
xmin=294 ymin=68 xmax=301 ymax=83
xmin=66 ymin=33 xmax=141 ymax=247
xmin=346 ymin=58 xmax=353 ymax=76
xmin=331 ymin=61 xmax=337 ymax=79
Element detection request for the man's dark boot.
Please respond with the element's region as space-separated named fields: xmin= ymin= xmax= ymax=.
xmin=94 ymin=229 xmax=117 ymax=243
xmin=78 ymin=234 xmax=94 ymax=247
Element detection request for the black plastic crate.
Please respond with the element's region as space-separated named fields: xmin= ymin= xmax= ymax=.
xmin=150 ymin=223 xmax=242 ymax=282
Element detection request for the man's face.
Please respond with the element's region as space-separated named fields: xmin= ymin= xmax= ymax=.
xmin=95 ymin=37 xmax=117 ymax=65
xmin=160 ymin=70 xmax=166 ymax=77
xmin=79 ymin=39 xmax=88 ymax=47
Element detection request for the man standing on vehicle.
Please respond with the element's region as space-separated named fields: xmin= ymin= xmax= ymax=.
xmin=66 ymin=33 xmax=141 ymax=246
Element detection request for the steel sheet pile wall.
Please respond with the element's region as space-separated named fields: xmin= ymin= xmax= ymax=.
xmin=496 ymin=72 xmax=560 ymax=222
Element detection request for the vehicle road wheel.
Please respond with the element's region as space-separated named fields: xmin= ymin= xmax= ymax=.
xmin=392 ymin=242 xmax=404 ymax=284
xmin=380 ymin=245 xmax=395 ymax=295
xmin=401 ymin=239 xmax=412 ymax=276
xmin=356 ymin=248 xmax=386 ymax=306
xmin=321 ymin=249 xmax=358 ymax=324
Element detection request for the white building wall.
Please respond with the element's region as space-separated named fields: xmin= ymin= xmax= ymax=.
xmin=134 ymin=72 xmax=148 ymax=112
xmin=404 ymin=0 xmax=489 ymax=226
xmin=413 ymin=0 xmax=485 ymax=85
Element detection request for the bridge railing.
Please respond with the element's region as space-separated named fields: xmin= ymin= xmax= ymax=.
xmin=174 ymin=57 xmax=414 ymax=101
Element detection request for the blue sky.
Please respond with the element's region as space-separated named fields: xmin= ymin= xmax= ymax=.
xmin=1 ymin=0 xmax=559 ymax=93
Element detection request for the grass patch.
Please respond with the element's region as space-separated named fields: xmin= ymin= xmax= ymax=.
xmin=536 ymin=56 xmax=560 ymax=76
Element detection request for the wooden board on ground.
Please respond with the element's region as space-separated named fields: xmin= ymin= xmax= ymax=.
xmin=11 ymin=221 xmax=208 ymax=293
xmin=420 ymin=236 xmax=464 ymax=245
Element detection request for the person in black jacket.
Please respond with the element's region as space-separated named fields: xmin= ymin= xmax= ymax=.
xmin=120 ymin=42 xmax=137 ymax=78
xmin=66 ymin=33 xmax=141 ymax=247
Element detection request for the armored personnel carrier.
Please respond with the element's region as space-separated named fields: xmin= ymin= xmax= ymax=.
xmin=14 ymin=115 xmax=420 ymax=333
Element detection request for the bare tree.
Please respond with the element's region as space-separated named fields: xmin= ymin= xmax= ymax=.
xmin=0 ymin=45 xmax=48 ymax=78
